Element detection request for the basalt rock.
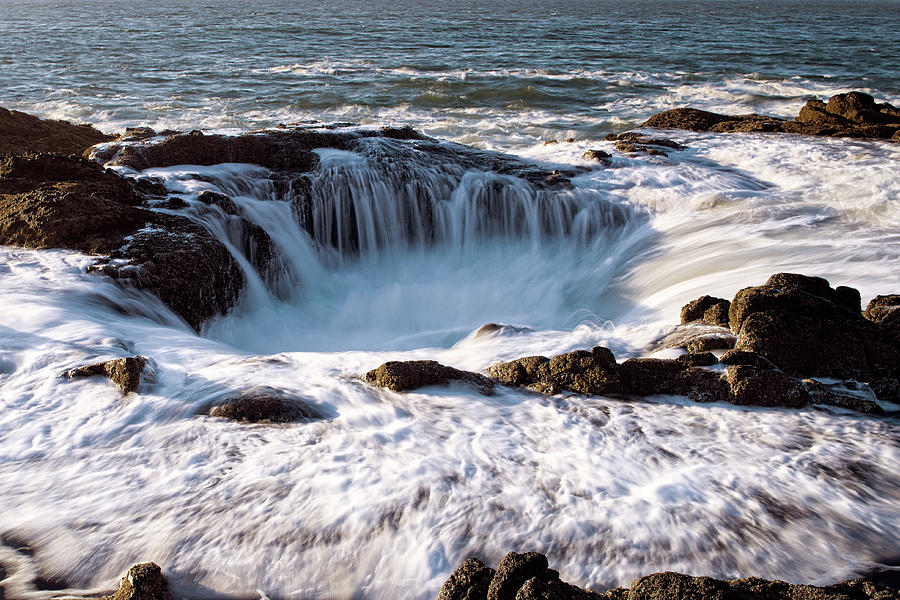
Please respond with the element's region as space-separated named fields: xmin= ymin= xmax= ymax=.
xmin=437 ymin=558 xmax=496 ymax=600
xmin=0 ymin=153 xmax=245 ymax=329
xmin=439 ymin=553 xmax=899 ymax=600
xmin=680 ymin=295 xmax=731 ymax=327
xmin=604 ymin=132 xmax=685 ymax=156
xmin=642 ymin=92 xmax=900 ymax=140
xmin=0 ymin=106 xmax=113 ymax=156
xmin=492 ymin=343 xmax=880 ymax=412
xmin=101 ymin=563 xmax=170 ymax=600
xmin=364 ymin=360 xmax=497 ymax=394
xmin=730 ymin=273 xmax=900 ymax=380
xmin=63 ymin=356 xmax=148 ymax=394
xmin=207 ymin=386 xmax=324 ymax=423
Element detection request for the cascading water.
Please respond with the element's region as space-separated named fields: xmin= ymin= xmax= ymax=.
xmin=144 ymin=138 xmax=647 ymax=353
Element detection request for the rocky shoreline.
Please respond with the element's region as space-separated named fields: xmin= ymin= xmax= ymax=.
xmin=1 ymin=98 xmax=898 ymax=599
xmin=4 ymin=553 xmax=894 ymax=600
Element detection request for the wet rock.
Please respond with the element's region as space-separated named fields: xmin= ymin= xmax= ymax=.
xmin=726 ymin=365 xmax=809 ymax=408
xmin=0 ymin=106 xmax=113 ymax=156
xmin=130 ymin=176 xmax=168 ymax=197
xmin=380 ymin=125 xmax=427 ymax=140
xmin=582 ymin=149 xmax=611 ymax=162
xmin=605 ymin=132 xmax=685 ymax=156
xmin=864 ymin=295 xmax=900 ymax=323
xmin=0 ymin=154 xmax=145 ymax=253
xmin=684 ymin=333 xmax=735 ymax=353
xmin=64 ymin=356 xmax=148 ymax=393
xmin=515 ymin=577 xmax=607 ymax=600
xmin=489 ymin=347 xmax=620 ymax=396
xmin=208 ymin=386 xmax=324 ymax=423
xmin=116 ymin=127 xmax=158 ymax=142
xmin=802 ymin=379 xmax=885 ymax=415
xmin=680 ymin=295 xmax=731 ymax=327
xmin=437 ymin=557 xmax=496 ymax=600
xmin=618 ymin=358 xmax=685 ymax=395
xmin=473 ymin=323 xmax=532 ymax=338
xmin=487 ymin=552 xmax=554 ymax=600
xmin=674 ymin=352 xmax=718 ymax=368
xmin=730 ymin=273 xmax=899 ymax=380
xmin=364 ymin=360 xmax=496 ymax=394
xmin=655 ymin=324 xmax=736 ymax=354
xmin=719 ymin=349 xmax=778 ymax=370
xmin=196 ymin=190 xmax=239 ymax=215
xmin=642 ymin=92 xmax=900 ymax=140
xmin=102 ymin=563 xmax=170 ymax=600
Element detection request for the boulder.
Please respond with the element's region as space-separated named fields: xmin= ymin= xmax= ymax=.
xmin=730 ymin=273 xmax=899 ymax=380
xmin=207 ymin=386 xmax=324 ymax=423
xmin=437 ymin=557 xmax=496 ymax=600
xmin=64 ymin=356 xmax=148 ymax=394
xmin=102 ymin=563 xmax=170 ymax=600
xmin=364 ymin=360 xmax=496 ymax=394
xmin=487 ymin=552 xmax=554 ymax=600
xmin=488 ymin=348 xmax=620 ymax=396
xmin=680 ymin=296 xmax=730 ymax=327
xmin=581 ymin=149 xmax=611 ymax=162
xmin=864 ymin=295 xmax=900 ymax=323
xmin=726 ymin=365 xmax=809 ymax=408
xmin=0 ymin=106 xmax=113 ymax=156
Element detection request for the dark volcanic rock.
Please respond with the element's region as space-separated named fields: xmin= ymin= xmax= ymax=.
xmin=0 ymin=106 xmax=113 ymax=156
xmin=0 ymin=154 xmax=145 ymax=253
xmin=680 ymin=295 xmax=731 ymax=327
xmin=364 ymin=360 xmax=496 ymax=394
xmin=439 ymin=553 xmax=899 ymax=600
xmin=208 ymin=386 xmax=324 ymax=423
xmin=437 ymin=558 xmax=496 ymax=600
xmin=487 ymin=552 xmax=552 ymax=600
xmin=642 ymin=92 xmax=900 ymax=140
xmin=64 ymin=356 xmax=148 ymax=393
xmin=0 ymin=153 xmax=245 ymax=329
xmin=730 ymin=273 xmax=900 ymax=380
xmin=102 ymin=563 xmax=170 ymax=600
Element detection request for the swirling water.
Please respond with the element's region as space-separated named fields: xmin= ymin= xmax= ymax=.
xmin=1 ymin=0 xmax=899 ymax=598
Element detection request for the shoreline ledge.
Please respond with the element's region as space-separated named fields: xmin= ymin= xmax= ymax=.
xmin=641 ymin=91 xmax=900 ymax=140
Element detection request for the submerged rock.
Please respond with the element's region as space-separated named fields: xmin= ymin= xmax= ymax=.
xmin=207 ymin=386 xmax=324 ymax=423
xmin=64 ymin=356 xmax=148 ymax=393
xmin=438 ymin=552 xmax=899 ymax=600
xmin=364 ymin=360 xmax=497 ymax=394
xmin=604 ymin=132 xmax=685 ymax=156
xmin=642 ymin=91 xmax=900 ymax=140
xmin=0 ymin=106 xmax=113 ymax=156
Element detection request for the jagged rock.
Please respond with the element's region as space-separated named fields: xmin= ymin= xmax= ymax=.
xmin=605 ymin=132 xmax=684 ymax=156
xmin=437 ymin=558 xmax=496 ymax=600
xmin=487 ymin=552 xmax=554 ymax=600
xmin=719 ymin=349 xmax=778 ymax=370
xmin=730 ymin=273 xmax=899 ymax=380
xmin=582 ymin=149 xmax=611 ymax=162
xmin=680 ymin=295 xmax=731 ymax=327
xmin=101 ymin=563 xmax=170 ymax=600
xmin=0 ymin=154 xmax=145 ymax=253
xmin=364 ymin=360 xmax=496 ymax=394
xmin=864 ymin=295 xmax=900 ymax=322
xmin=0 ymin=153 xmax=246 ymax=329
xmin=207 ymin=386 xmax=324 ymax=423
xmin=64 ymin=356 xmax=148 ymax=393
xmin=0 ymin=106 xmax=113 ymax=156
xmin=642 ymin=92 xmax=900 ymax=140
xmin=439 ymin=554 xmax=899 ymax=600
xmin=726 ymin=365 xmax=809 ymax=408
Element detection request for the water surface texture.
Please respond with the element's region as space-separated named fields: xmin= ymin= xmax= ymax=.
xmin=1 ymin=1 xmax=899 ymax=598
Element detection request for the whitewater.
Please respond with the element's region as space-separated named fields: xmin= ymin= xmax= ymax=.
xmin=2 ymin=0 xmax=899 ymax=598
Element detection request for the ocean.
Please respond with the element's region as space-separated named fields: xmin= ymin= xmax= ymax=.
xmin=1 ymin=0 xmax=898 ymax=598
